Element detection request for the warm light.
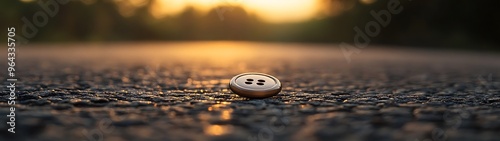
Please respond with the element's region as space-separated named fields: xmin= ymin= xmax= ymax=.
xmin=204 ymin=125 xmax=230 ymax=136
xmin=165 ymin=42 xmax=257 ymax=65
xmin=241 ymin=0 xmax=321 ymax=23
xmin=360 ymin=0 xmax=377 ymax=5
xmin=128 ymin=0 xmax=147 ymax=6
xmin=207 ymin=102 xmax=232 ymax=111
xmin=221 ymin=109 xmax=232 ymax=120
xmin=150 ymin=0 xmax=188 ymax=18
xmin=148 ymin=0 xmax=324 ymax=23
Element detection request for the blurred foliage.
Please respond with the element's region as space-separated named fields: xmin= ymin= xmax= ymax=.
xmin=1 ymin=0 xmax=499 ymax=50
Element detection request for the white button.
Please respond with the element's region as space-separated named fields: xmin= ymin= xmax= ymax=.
xmin=229 ymin=72 xmax=282 ymax=98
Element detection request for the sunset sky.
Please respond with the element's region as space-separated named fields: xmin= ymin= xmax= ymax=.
xmin=146 ymin=0 xmax=381 ymax=23
xmin=149 ymin=0 xmax=325 ymax=23
xmin=19 ymin=0 xmax=368 ymax=23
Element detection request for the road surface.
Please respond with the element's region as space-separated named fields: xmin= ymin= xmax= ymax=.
xmin=1 ymin=42 xmax=499 ymax=141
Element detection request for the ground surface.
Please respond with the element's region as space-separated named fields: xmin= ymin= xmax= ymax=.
xmin=0 ymin=42 xmax=499 ymax=141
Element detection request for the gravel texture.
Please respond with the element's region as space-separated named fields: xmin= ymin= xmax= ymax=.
xmin=0 ymin=42 xmax=499 ymax=141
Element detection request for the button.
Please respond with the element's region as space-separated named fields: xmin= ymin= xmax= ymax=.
xmin=229 ymin=72 xmax=282 ymax=98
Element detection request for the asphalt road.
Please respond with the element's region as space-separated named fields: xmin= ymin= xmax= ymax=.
xmin=1 ymin=42 xmax=499 ymax=141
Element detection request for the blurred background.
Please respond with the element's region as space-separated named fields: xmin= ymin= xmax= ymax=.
xmin=1 ymin=0 xmax=500 ymax=51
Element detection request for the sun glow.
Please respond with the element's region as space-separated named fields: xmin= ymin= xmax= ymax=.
xmin=204 ymin=125 xmax=231 ymax=136
xmin=149 ymin=0 xmax=323 ymax=23
xmin=241 ymin=0 xmax=322 ymax=23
